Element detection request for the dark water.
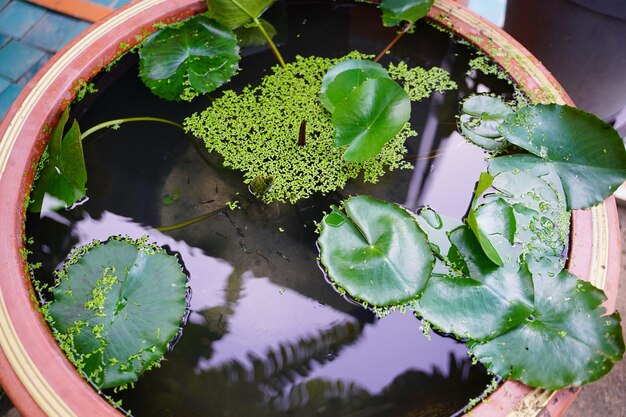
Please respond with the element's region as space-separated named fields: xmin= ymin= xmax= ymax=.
xmin=26 ymin=1 xmax=517 ymax=416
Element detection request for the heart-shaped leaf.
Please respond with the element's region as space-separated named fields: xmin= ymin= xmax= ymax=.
xmin=332 ymin=77 xmax=411 ymax=162
xmin=29 ymin=108 xmax=87 ymax=213
xmin=496 ymin=104 xmax=626 ymax=209
xmin=413 ymin=226 xmax=534 ymax=341
xmin=470 ymin=269 xmax=625 ymax=389
xmin=379 ymin=0 xmax=434 ymax=27
xmin=139 ymin=15 xmax=240 ymax=101
xmin=47 ymin=238 xmax=189 ymax=389
xmin=318 ymin=195 xmax=433 ymax=306
xmin=319 ymin=59 xmax=390 ymax=113
xmin=206 ymin=0 xmax=274 ymax=29
xmin=458 ymin=95 xmax=512 ymax=152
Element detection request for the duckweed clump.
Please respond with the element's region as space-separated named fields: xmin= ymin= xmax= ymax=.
xmin=185 ymin=53 xmax=456 ymax=203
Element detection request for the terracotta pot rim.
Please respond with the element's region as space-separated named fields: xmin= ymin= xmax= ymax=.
xmin=0 ymin=1 xmax=620 ymax=416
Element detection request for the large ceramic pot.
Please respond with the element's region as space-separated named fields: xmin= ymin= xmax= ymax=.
xmin=0 ymin=1 xmax=620 ymax=416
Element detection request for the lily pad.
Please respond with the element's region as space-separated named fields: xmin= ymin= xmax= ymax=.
xmin=496 ymin=104 xmax=626 ymax=209
xmin=207 ymin=0 xmax=274 ymax=29
xmin=414 ymin=226 xmax=534 ymax=341
xmin=470 ymin=269 xmax=625 ymax=389
xmin=458 ymin=95 xmax=512 ymax=152
xmin=380 ymin=0 xmax=434 ymax=27
xmin=47 ymin=238 xmax=189 ymax=388
xmin=333 ymin=77 xmax=411 ymax=162
xmin=139 ymin=15 xmax=240 ymax=101
xmin=29 ymin=108 xmax=87 ymax=213
xmin=318 ymin=195 xmax=433 ymax=306
xmin=319 ymin=59 xmax=390 ymax=113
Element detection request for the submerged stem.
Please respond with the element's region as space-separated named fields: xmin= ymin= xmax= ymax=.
xmin=374 ymin=23 xmax=414 ymax=63
xmin=254 ymin=17 xmax=286 ymax=68
xmin=156 ymin=207 xmax=225 ymax=232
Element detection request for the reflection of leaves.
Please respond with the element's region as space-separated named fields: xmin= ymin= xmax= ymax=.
xmin=496 ymin=104 xmax=626 ymax=209
xmin=139 ymin=16 xmax=240 ymax=101
xmin=47 ymin=237 xmax=188 ymax=388
xmin=30 ymin=108 xmax=87 ymax=213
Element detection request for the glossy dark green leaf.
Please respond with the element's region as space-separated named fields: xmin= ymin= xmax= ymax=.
xmin=318 ymin=195 xmax=433 ymax=306
xmin=234 ymin=18 xmax=276 ymax=47
xmin=206 ymin=0 xmax=274 ymax=29
xmin=467 ymin=198 xmax=516 ymax=266
xmin=139 ymin=15 xmax=240 ymax=101
xmin=497 ymin=104 xmax=626 ymax=209
xmin=332 ymin=77 xmax=411 ymax=162
xmin=380 ymin=0 xmax=434 ymax=27
xmin=48 ymin=238 xmax=188 ymax=388
xmin=29 ymin=108 xmax=87 ymax=213
xmin=458 ymin=95 xmax=512 ymax=151
xmin=414 ymin=226 xmax=534 ymax=341
xmin=470 ymin=269 xmax=625 ymax=389
xmin=319 ymin=59 xmax=390 ymax=113
xmin=416 ymin=208 xmax=463 ymax=275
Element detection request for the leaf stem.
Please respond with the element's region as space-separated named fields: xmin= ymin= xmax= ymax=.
xmin=254 ymin=17 xmax=286 ymax=68
xmin=81 ymin=117 xmax=215 ymax=168
xmin=374 ymin=22 xmax=414 ymax=63
xmin=81 ymin=117 xmax=182 ymax=140
xmin=156 ymin=207 xmax=225 ymax=232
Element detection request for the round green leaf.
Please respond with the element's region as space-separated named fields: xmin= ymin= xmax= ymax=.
xmin=318 ymin=195 xmax=434 ymax=306
xmin=139 ymin=15 xmax=240 ymax=101
xmin=48 ymin=238 xmax=189 ymax=389
xmin=458 ymin=95 xmax=512 ymax=152
xmin=332 ymin=77 xmax=411 ymax=162
xmin=470 ymin=269 xmax=625 ymax=389
xmin=497 ymin=104 xmax=626 ymax=209
xmin=234 ymin=18 xmax=277 ymax=47
xmin=206 ymin=0 xmax=274 ymax=29
xmin=414 ymin=226 xmax=534 ymax=341
xmin=319 ymin=59 xmax=390 ymax=113
xmin=380 ymin=0 xmax=434 ymax=27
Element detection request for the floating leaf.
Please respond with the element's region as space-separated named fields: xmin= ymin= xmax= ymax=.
xmin=458 ymin=95 xmax=512 ymax=151
xmin=234 ymin=18 xmax=277 ymax=47
xmin=206 ymin=0 xmax=274 ymax=29
xmin=47 ymin=238 xmax=188 ymax=389
xmin=414 ymin=226 xmax=534 ymax=341
xmin=470 ymin=269 xmax=625 ymax=389
xmin=139 ymin=15 xmax=240 ymax=101
xmin=29 ymin=108 xmax=87 ymax=213
xmin=333 ymin=77 xmax=411 ymax=162
xmin=319 ymin=59 xmax=390 ymax=113
xmin=496 ymin=104 xmax=626 ymax=209
xmin=318 ymin=195 xmax=433 ymax=306
xmin=379 ymin=0 xmax=434 ymax=27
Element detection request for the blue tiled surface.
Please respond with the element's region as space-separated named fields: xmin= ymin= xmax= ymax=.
xmin=0 ymin=83 xmax=22 ymax=115
xmin=24 ymin=12 xmax=90 ymax=52
xmin=0 ymin=1 xmax=46 ymax=38
xmin=0 ymin=76 xmax=10 ymax=95
xmin=0 ymin=40 xmax=46 ymax=82
xmin=0 ymin=0 xmax=96 ymax=120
